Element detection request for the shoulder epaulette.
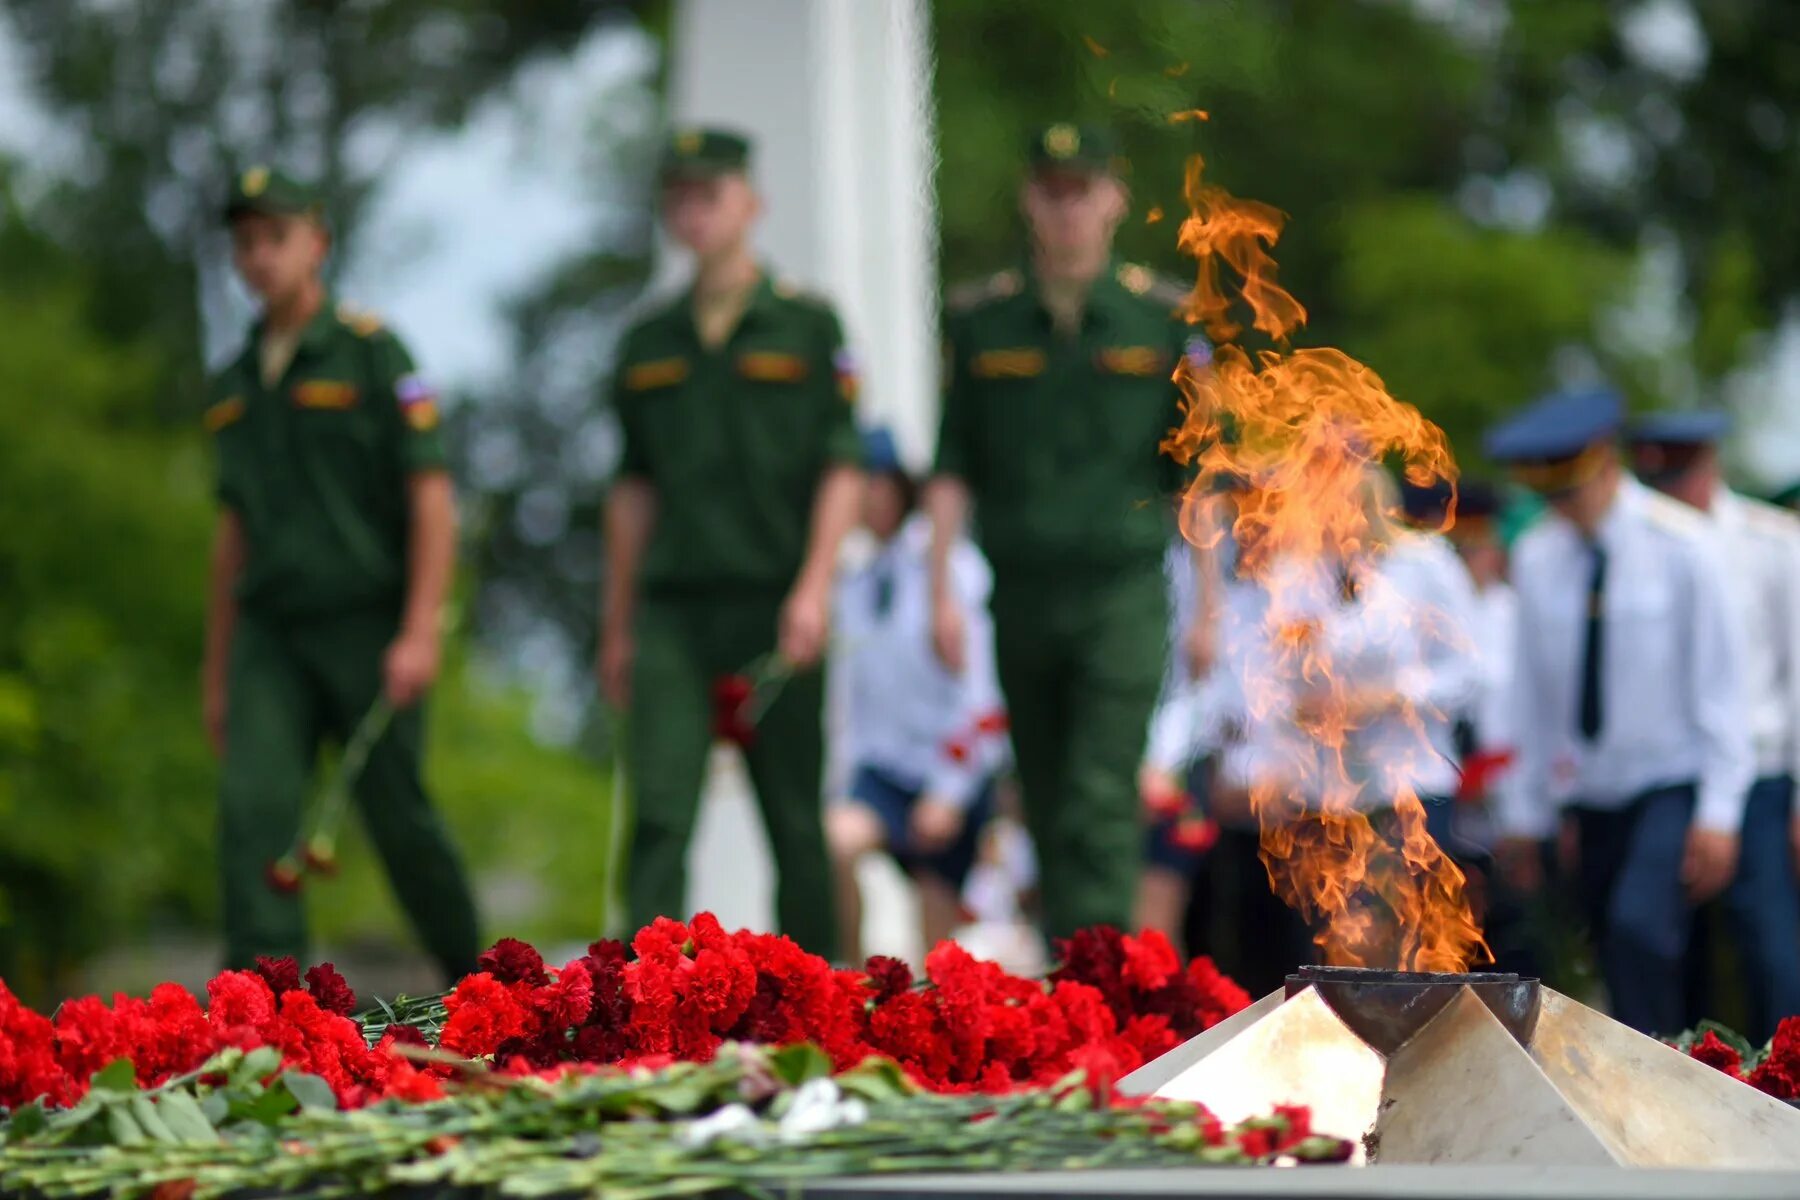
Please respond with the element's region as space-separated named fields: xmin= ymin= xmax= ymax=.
xmin=335 ymin=302 xmax=385 ymax=338
xmin=945 ymin=269 xmax=1023 ymax=314
xmin=1642 ymin=488 xmax=1708 ymax=537
xmin=1116 ymin=262 xmax=1193 ymax=311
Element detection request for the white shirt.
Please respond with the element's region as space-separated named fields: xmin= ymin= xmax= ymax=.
xmin=1709 ymin=488 xmax=1800 ymax=781
xmin=1214 ymin=536 xmax=1477 ymax=808
xmin=1143 ymin=539 xmax=1229 ymax=773
xmin=1496 ymin=478 xmax=1752 ymax=837
xmin=833 ymin=515 xmax=1005 ymax=808
xmin=1469 ymin=581 xmax=1520 ymax=754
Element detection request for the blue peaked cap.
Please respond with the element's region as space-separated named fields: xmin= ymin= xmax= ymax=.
xmin=1483 ymin=384 xmax=1624 ymax=463
xmin=1627 ymin=409 xmax=1731 ymax=446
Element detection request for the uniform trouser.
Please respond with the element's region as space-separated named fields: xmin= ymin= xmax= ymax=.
xmin=220 ymin=606 xmax=480 ymax=981
xmin=1571 ymin=784 xmax=1696 ymax=1036
xmin=1709 ymin=775 xmax=1800 ymax=1042
xmin=992 ymin=566 xmax=1166 ymax=942
xmin=625 ymin=591 xmax=836 ymax=957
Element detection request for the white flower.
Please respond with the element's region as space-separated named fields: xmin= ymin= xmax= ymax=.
xmin=679 ymin=1103 xmax=765 ymax=1149
xmin=777 ymin=1079 xmax=870 ymax=1143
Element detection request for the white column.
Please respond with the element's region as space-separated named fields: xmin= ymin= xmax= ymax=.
xmin=665 ymin=0 xmax=938 ymax=946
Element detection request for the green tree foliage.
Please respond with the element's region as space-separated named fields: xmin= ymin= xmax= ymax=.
xmin=0 ymin=202 xmax=216 ymax=999
xmin=1 ymin=0 xmax=645 ymax=417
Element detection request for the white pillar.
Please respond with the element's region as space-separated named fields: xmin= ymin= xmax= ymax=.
xmin=665 ymin=0 xmax=938 ymax=944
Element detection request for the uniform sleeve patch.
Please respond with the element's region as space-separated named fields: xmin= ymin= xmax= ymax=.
xmin=396 ymin=373 xmax=439 ymax=431
xmin=1096 ymin=345 xmax=1167 ymax=376
xmin=203 ymin=396 xmax=246 ymax=433
xmin=737 ymin=351 xmax=811 ymax=383
xmin=291 ymin=380 xmax=360 ymax=410
xmin=622 ymin=357 xmax=690 ymax=391
xmin=336 ymin=303 xmax=385 ymax=338
xmin=833 ymin=347 xmax=860 ymax=405
xmin=969 ymin=347 xmax=1047 ymax=379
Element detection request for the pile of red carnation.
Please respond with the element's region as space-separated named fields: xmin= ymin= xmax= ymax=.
xmin=1684 ymin=1019 xmax=1800 ymax=1101
xmin=0 ymin=959 xmax=443 ymax=1112
xmin=0 ymin=917 xmax=1249 ymax=1113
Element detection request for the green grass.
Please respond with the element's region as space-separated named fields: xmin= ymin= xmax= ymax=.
xmin=302 ymin=653 xmax=618 ymax=954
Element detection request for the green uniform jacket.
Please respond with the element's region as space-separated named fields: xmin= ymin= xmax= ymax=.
xmin=934 ymin=262 xmax=1199 ymax=577
xmin=611 ymin=274 xmax=863 ymax=594
xmin=204 ymin=301 xmax=444 ymax=620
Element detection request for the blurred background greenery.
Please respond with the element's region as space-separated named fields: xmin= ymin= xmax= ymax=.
xmin=3 ymin=0 xmax=1797 ymax=1005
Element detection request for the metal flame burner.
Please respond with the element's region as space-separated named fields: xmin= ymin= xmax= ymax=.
xmin=1283 ymin=965 xmax=1542 ymax=1055
xmin=1121 ymin=964 xmax=1800 ymax=1167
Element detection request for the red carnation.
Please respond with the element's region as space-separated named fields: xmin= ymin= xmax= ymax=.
xmin=305 ymin=963 xmax=357 ymax=1017
xmin=863 ymin=956 xmax=913 ymax=1002
xmin=1121 ymin=929 xmax=1180 ymax=992
xmin=265 ymin=858 xmax=304 ymax=895
xmin=254 ymin=956 xmax=303 ymax=996
xmin=532 ymin=963 xmax=595 ymax=1030
xmin=711 ymin=675 xmax=758 ymax=747
xmin=1170 ymin=815 xmax=1220 ymax=853
xmin=440 ymin=973 xmax=531 ymax=1058
xmin=479 ymin=937 xmax=549 ymax=986
xmin=1688 ymin=1030 xmax=1743 ymax=1077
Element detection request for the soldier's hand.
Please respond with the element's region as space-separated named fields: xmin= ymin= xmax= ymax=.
xmin=383 ymin=630 xmax=440 ymax=709
xmin=202 ymin=675 xmax=228 ymax=758
xmin=931 ymin=594 xmax=966 ymax=675
xmin=910 ymin=796 xmax=966 ymax=854
xmin=1681 ymin=826 xmax=1738 ymax=903
xmin=778 ymin=578 xmax=830 ymax=669
xmin=1495 ymin=836 xmax=1544 ymax=893
xmin=598 ymin=628 xmax=634 ymax=711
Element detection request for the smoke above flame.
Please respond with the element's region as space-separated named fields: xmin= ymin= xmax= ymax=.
xmin=1165 ymin=155 xmax=1490 ymax=973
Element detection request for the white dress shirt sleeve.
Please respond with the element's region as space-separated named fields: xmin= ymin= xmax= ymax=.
xmin=1392 ymin=538 xmax=1483 ymax=719
xmin=1494 ymin=537 xmax=1557 ymax=839
xmin=1686 ymin=536 xmax=1755 ymax=832
xmin=1782 ymin=526 xmax=1800 ymax=783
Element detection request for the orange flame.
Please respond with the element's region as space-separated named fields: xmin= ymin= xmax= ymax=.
xmin=1165 ymin=154 xmax=1489 ymax=973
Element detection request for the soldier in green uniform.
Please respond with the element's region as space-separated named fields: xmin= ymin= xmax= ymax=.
xmin=925 ymin=124 xmax=1208 ymax=940
xmin=201 ymin=167 xmax=480 ymax=981
xmin=599 ymin=129 xmax=864 ymax=956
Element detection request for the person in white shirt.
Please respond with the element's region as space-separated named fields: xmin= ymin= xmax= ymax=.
xmin=828 ymin=429 xmax=1006 ymax=961
xmin=1134 ymin=535 xmax=1231 ymax=947
xmin=1210 ymin=469 xmax=1482 ymax=972
xmin=1628 ymin=410 xmax=1800 ymax=1043
xmin=1487 ymin=385 xmax=1751 ymax=1036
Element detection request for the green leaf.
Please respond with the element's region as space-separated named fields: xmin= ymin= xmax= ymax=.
xmin=198 ymin=1091 xmax=229 ymax=1126
xmin=768 ymin=1043 xmax=832 ymax=1087
xmin=196 ymin=1047 xmax=243 ymax=1076
xmin=89 ymin=1058 xmax=139 ymax=1094
xmin=280 ymin=1071 xmax=339 ymax=1112
xmin=154 ymin=1091 xmax=220 ymax=1144
xmin=229 ymin=1086 xmax=298 ymax=1126
xmin=4 ymin=1100 xmax=48 ymax=1140
xmin=102 ymin=1105 xmax=144 ymax=1146
xmin=128 ymin=1094 xmax=177 ymax=1143
xmin=834 ymin=1056 xmax=916 ymax=1103
xmin=238 ymin=1046 xmax=283 ymax=1082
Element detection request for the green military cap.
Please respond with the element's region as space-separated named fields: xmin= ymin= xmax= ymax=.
xmin=659 ymin=127 xmax=753 ymax=180
xmin=1026 ymin=123 xmax=1120 ymax=176
xmin=223 ymin=164 xmax=323 ymax=223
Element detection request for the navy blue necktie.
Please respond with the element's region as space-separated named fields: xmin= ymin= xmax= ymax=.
xmin=1578 ymin=542 xmax=1606 ymax=741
